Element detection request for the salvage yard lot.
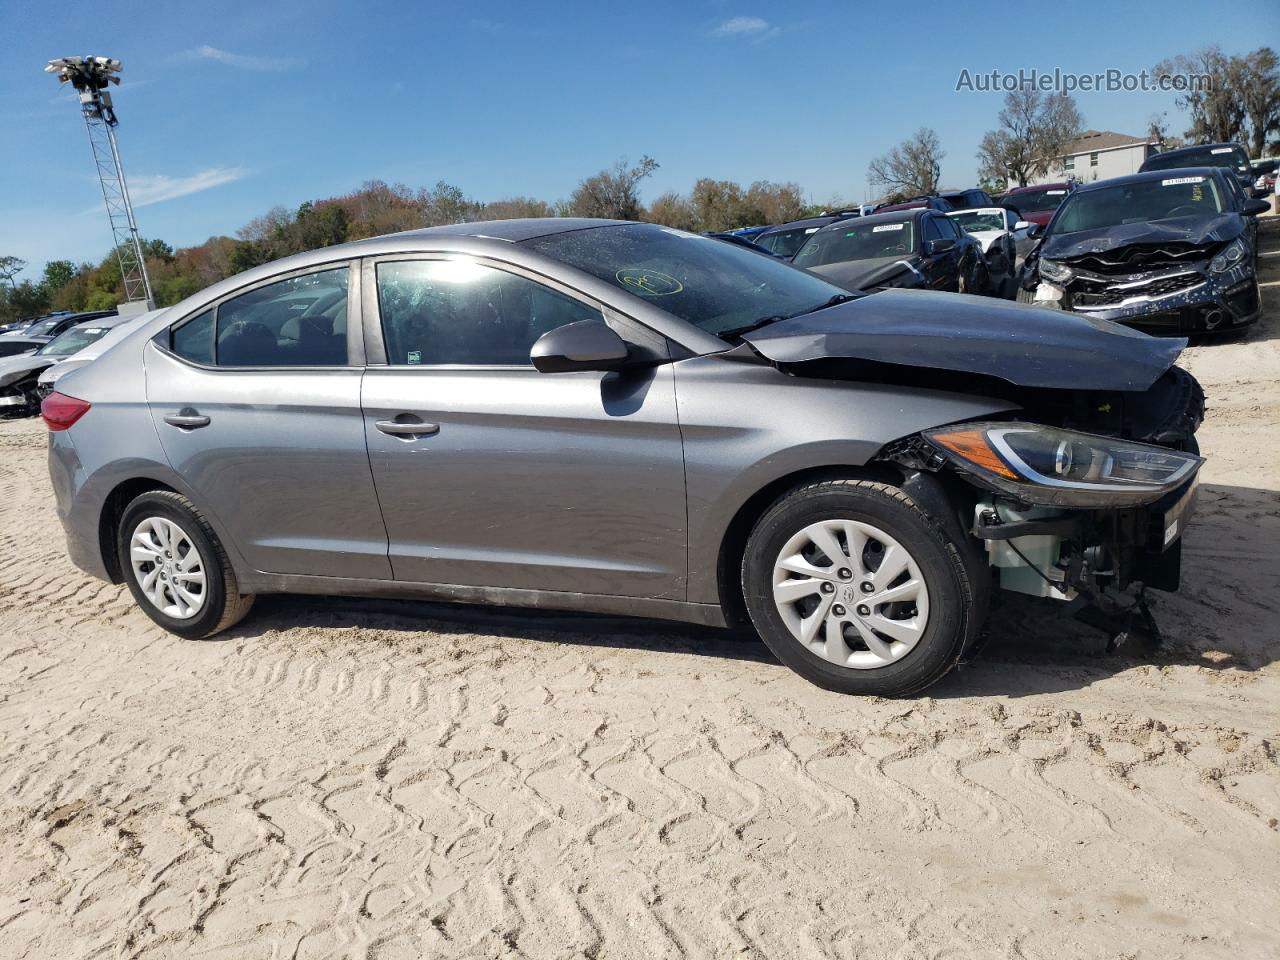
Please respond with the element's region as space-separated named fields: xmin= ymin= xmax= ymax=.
xmin=1 ymin=222 xmax=1278 ymax=959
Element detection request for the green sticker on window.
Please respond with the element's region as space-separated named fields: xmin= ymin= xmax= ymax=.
xmin=407 ymin=350 xmax=422 ymax=364
xmin=616 ymin=268 xmax=683 ymax=296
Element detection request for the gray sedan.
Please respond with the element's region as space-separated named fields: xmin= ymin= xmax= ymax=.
xmin=45 ymin=219 xmax=1205 ymax=696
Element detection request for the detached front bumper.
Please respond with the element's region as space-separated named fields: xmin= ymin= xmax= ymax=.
xmin=1052 ymin=260 xmax=1259 ymax=333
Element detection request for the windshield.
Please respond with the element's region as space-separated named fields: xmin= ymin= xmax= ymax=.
xmin=37 ymin=325 xmax=111 ymax=357
xmin=949 ymin=210 xmax=1005 ymax=233
xmin=754 ymin=226 xmax=823 ymax=258
xmin=1050 ymin=175 xmax=1226 ymax=235
xmin=20 ymin=318 xmax=63 ymax=338
xmin=524 ymin=223 xmax=847 ymax=336
xmin=792 ymin=220 xmax=917 ymax=267
xmin=1144 ymin=146 xmax=1248 ymax=172
xmin=1002 ymin=188 xmax=1069 ymax=214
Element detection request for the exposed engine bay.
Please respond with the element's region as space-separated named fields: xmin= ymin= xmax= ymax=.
xmin=737 ymin=288 xmax=1208 ymax=644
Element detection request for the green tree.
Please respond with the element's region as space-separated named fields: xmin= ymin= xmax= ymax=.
xmin=41 ymin=260 xmax=76 ymax=292
xmin=0 ymin=255 xmax=26 ymax=290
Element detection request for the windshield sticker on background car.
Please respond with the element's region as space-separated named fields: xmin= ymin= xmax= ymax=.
xmin=1211 ymin=147 xmax=1233 ymax=154
xmin=1162 ymin=177 xmax=1205 ymax=186
xmin=616 ymin=269 xmax=683 ymax=296
xmin=1046 ymin=190 xmax=1066 ymax=195
xmin=872 ymin=224 xmax=905 ymax=232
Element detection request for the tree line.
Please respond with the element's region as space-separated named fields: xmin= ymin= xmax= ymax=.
xmin=3 ymin=43 xmax=1275 ymax=325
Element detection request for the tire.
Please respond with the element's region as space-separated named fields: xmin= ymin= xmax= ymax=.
xmin=741 ymin=479 xmax=977 ymax=697
xmin=1015 ymin=284 xmax=1035 ymax=304
xmin=117 ymin=490 xmax=255 ymax=639
xmin=973 ymin=262 xmax=990 ymax=297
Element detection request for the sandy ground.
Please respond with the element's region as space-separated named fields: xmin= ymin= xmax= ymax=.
xmin=2 ymin=225 xmax=1278 ymax=960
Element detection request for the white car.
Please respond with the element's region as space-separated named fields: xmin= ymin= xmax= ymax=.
xmin=946 ymin=207 xmax=1029 ymax=298
xmin=36 ymin=311 xmax=160 ymax=398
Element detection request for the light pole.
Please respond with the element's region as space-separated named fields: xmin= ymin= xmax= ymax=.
xmin=45 ymin=56 xmax=154 ymax=308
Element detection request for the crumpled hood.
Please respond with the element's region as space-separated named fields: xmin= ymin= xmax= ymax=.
xmin=810 ymin=256 xmax=921 ymax=292
xmin=741 ymin=288 xmax=1185 ymax=392
xmin=0 ymin=352 xmax=55 ymax=388
xmin=1041 ymin=214 xmax=1242 ymax=262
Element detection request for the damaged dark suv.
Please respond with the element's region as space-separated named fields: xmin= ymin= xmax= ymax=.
xmin=1019 ymin=168 xmax=1268 ymax=333
xmin=47 ymin=219 xmax=1204 ymax=697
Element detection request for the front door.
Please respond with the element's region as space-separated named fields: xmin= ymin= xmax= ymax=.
xmin=146 ymin=262 xmax=392 ymax=580
xmin=361 ymin=256 xmax=687 ymax=599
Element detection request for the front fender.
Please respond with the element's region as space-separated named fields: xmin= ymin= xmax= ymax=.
xmin=673 ymin=355 xmax=1017 ymax=604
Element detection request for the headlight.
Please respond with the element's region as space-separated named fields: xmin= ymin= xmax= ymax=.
xmin=1038 ymin=258 xmax=1073 ymax=284
xmin=924 ymin=421 xmax=1202 ymax=507
xmin=1209 ymin=238 xmax=1246 ymax=274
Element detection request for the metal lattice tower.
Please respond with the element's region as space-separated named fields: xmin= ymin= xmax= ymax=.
xmin=46 ymin=56 xmax=153 ymax=305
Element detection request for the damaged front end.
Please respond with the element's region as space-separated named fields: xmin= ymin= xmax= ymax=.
xmin=879 ymin=368 xmax=1205 ymax=645
xmin=740 ymin=288 xmax=1207 ymax=644
xmin=1032 ymin=218 xmax=1260 ymax=333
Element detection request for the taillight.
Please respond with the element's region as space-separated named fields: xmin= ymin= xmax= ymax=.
xmin=41 ymin=391 xmax=91 ymax=431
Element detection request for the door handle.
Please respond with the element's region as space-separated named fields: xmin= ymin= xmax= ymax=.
xmin=163 ymin=410 xmax=211 ymax=429
xmin=375 ymin=418 xmax=440 ymax=438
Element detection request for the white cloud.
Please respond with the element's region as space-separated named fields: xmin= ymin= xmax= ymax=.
xmin=173 ymin=45 xmax=298 ymax=72
xmin=128 ymin=167 xmax=247 ymax=207
xmin=712 ymin=16 xmax=771 ymax=37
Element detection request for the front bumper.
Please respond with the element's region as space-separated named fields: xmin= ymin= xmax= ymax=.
xmin=1057 ymin=260 xmax=1259 ymax=333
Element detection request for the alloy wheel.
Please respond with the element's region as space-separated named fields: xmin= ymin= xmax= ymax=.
xmin=771 ymin=519 xmax=930 ymax=669
xmin=129 ymin=516 xmax=207 ymax=620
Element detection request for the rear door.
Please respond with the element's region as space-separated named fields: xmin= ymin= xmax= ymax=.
xmin=145 ymin=261 xmax=392 ymax=580
xmin=360 ymin=255 xmax=687 ymax=599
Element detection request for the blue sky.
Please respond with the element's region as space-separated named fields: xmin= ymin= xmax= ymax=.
xmin=2 ymin=0 xmax=1275 ymax=278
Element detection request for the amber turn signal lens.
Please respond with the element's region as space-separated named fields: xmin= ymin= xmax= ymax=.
xmin=929 ymin=429 xmax=1018 ymax=479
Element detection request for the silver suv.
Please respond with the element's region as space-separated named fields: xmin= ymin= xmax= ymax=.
xmin=44 ymin=219 xmax=1204 ymax=696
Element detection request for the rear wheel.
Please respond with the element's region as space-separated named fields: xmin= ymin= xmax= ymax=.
xmin=117 ymin=490 xmax=255 ymax=638
xmin=741 ymin=479 xmax=975 ymax=697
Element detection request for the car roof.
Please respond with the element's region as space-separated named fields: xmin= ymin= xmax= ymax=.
xmin=756 ymin=216 xmax=842 ymax=236
xmin=812 ymin=208 xmax=925 ymax=233
xmin=1072 ymin=167 xmax=1228 ymax=192
xmin=1148 ymin=142 xmax=1244 ymax=159
xmin=376 ymin=217 xmax=626 ymax=244
xmin=1005 ymin=182 xmax=1071 ymax=194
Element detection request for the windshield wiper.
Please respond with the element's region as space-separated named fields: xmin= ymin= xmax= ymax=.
xmin=718 ymin=315 xmax=791 ymax=339
xmin=718 ymin=294 xmax=860 ymax=340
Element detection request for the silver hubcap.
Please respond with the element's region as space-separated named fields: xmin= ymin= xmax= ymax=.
xmin=129 ymin=517 xmax=207 ymax=620
xmin=771 ymin=519 xmax=930 ymax=670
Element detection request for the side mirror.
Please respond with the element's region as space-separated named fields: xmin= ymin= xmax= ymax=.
xmin=1014 ymin=220 xmax=1033 ymax=231
xmin=925 ymin=237 xmax=956 ymax=255
xmin=531 ymin=318 xmax=629 ymax=373
xmin=1243 ymin=198 xmax=1271 ymax=216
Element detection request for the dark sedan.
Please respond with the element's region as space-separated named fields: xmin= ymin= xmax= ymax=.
xmin=792 ymin=209 xmax=990 ymax=295
xmin=1017 ymin=168 xmax=1268 ymax=333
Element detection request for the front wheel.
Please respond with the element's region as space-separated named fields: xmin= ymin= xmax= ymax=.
xmin=117 ymin=490 xmax=255 ymax=638
xmin=741 ymin=479 xmax=977 ymax=697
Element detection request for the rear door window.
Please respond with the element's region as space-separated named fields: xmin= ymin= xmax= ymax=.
xmin=171 ymin=310 xmax=214 ymax=365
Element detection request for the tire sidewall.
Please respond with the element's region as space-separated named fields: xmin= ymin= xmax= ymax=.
xmin=743 ymin=485 xmax=969 ymax=697
xmin=117 ymin=493 xmax=230 ymax=639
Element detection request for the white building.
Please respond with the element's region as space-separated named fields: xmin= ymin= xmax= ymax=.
xmin=1021 ymin=130 xmax=1157 ymax=187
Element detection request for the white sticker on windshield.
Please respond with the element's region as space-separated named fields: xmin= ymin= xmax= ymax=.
xmin=872 ymin=223 xmax=905 ymax=232
xmin=1161 ymin=176 xmax=1205 ymax=186
xmin=1211 ymin=147 xmax=1233 ymax=154
xmin=804 ymin=227 xmax=819 ymax=234
xmin=1046 ymin=189 xmax=1066 ymax=195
